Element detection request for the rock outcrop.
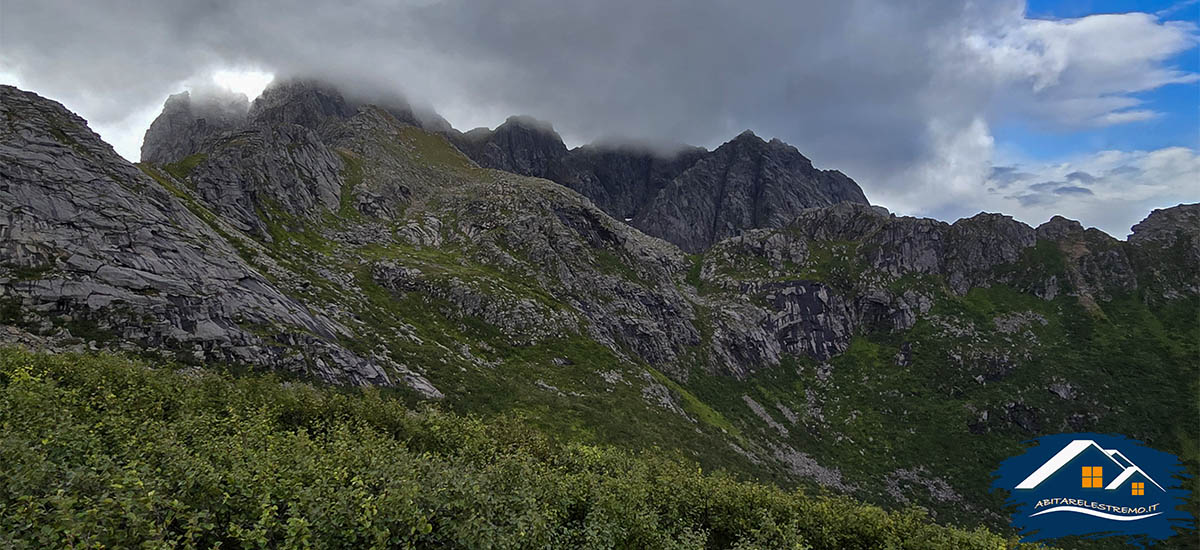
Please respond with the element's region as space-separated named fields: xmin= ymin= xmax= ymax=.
xmin=635 ymin=131 xmax=869 ymax=252
xmin=140 ymin=89 xmax=249 ymax=164
xmin=451 ymin=116 xmax=569 ymax=178
xmin=247 ymin=79 xmax=357 ymax=131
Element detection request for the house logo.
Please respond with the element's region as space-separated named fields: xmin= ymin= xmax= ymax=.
xmin=992 ymin=433 xmax=1192 ymax=546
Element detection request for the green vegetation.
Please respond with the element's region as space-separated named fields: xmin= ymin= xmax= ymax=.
xmin=334 ymin=148 xmax=366 ymax=220
xmin=646 ymin=366 xmax=741 ymax=438
xmin=395 ymin=125 xmax=478 ymax=174
xmin=0 ymin=348 xmax=1035 ymax=549
xmin=163 ymin=153 xmax=208 ymax=181
xmin=593 ymin=249 xmax=646 ymax=284
xmin=2 ymin=263 xmax=52 ymax=282
xmin=680 ymin=283 xmax=1199 ymax=549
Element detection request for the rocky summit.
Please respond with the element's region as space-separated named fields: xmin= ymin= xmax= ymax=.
xmin=1 ymin=79 xmax=1196 ymax=542
xmin=444 ymin=116 xmax=870 ymax=252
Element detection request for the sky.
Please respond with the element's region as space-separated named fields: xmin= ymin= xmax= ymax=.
xmin=0 ymin=0 xmax=1196 ymax=238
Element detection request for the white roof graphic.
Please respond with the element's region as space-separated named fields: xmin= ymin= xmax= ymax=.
xmin=1015 ymin=440 xmax=1163 ymax=491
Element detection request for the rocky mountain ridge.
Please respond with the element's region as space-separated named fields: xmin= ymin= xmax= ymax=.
xmin=445 ymin=116 xmax=872 ymax=252
xmin=142 ymin=80 xmax=870 ymax=252
xmin=2 ymin=81 xmax=1195 ymax=539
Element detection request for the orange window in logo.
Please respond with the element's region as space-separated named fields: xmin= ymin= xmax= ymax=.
xmin=1081 ymin=466 xmax=1103 ymax=488
xmin=1132 ymin=482 xmax=1144 ymax=496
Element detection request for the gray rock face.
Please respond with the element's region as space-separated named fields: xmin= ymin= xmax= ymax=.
xmin=783 ymin=203 xmax=1041 ymax=293
xmin=635 ymin=131 xmax=869 ymax=252
xmin=140 ymin=89 xmax=249 ymax=164
xmin=248 ymin=79 xmax=357 ymax=131
xmin=451 ymin=116 xmax=568 ymax=178
xmin=188 ymin=124 xmax=345 ymax=235
xmin=550 ymin=144 xmax=709 ymax=221
xmin=146 ymin=80 xmax=870 ymax=255
xmin=1130 ymin=203 xmax=1200 ymax=248
xmin=0 ymin=84 xmax=440 ymax=397
xmin=1127 ymin=203 xmax=1200 ymax=298
xmin=1035 ymin=216 xmax=1138 ymax=304
xmin=6 ymin=81 xmax=1197 ymax=513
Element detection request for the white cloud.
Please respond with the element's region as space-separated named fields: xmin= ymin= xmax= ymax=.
xmin=211 ymin=69 xmax=274 ymax=102
xmin=967 ymin=11 xmax=1199 ymax=128
xmin=975 ymin=146 xmax=1200 ymax=237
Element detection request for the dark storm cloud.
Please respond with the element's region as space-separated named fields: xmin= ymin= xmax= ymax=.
xmin=3 ymin=0 xmax=1195 ymax=237
xmin=0 ymin=0 xmax=1006 ymax=188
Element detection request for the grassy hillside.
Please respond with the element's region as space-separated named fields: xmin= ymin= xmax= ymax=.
xmin=0 ymin=347 xmax=1038 ymax=549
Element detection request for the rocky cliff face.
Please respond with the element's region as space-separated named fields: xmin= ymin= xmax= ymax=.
xmin=635 ymin=132 xmax=869 ymax=252
xmin=450 ymin=116 xmax=569 ymax=178
xmin=140 ymin=89 xmax=249 ymax=164
xmin=247 ymin=79 xmax=357 ymax=131
xmin=4 ymin=80 xmax=1196 ymax=530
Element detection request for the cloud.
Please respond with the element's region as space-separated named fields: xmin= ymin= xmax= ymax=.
xmin=1157 ymin=0 xmax=1200 ymax=18
xmin=984 ymin=146 xmax=1200 ymax=237
xmin=1065 ymin=171 xmax=1096 ymax=184
xmin=967 ymin=11 xmax=1199 ymax=127
xmin=0 ymin=1 xmax=1195 ymax=238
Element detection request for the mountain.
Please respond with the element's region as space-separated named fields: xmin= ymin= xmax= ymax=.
xmin=140 ymin=88 xmax=249 ymax=164
xmin=1 ymin=84 xmax=438 ymax=395
xmin=2 ymin=80 xmax=1196 ymax=547
xmin=443 ymin=116 xmax=870 ymax=252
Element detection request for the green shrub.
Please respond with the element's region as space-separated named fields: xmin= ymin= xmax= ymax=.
xmin=0 ymin=348 xmax=1042 ymax=549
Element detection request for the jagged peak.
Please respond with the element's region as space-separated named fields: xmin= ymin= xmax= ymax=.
xmin=247 ymin=78 xmax=355 ymax=128
xmin=3 ymin=85 xmax=128 ymax=166
xmin=1129 ymin=202 xmax=1200 ymax=245
xmin=950 ymin=212 xmax=1032 ymax=233
xmin=499 ymin=114 xmax=558 ymax=132
xmin=140 ymin=87 xmax=249 ymax=164
xmin=1036 ymin=215 xmax=1086 ymax=241
xmin=163 ymin=87 xmax=250 ymax=115
xmin=719 ymin=129 xmax=809 ymax=157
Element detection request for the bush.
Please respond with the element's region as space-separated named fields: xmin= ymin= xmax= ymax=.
xmin=0 ymin=348 xmax=1041 ymax=549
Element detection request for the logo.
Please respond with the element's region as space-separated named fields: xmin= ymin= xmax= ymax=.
xmin=992 ymin=433 xmax=1192 ymax=546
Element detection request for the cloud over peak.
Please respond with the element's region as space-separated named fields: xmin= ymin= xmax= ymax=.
xmin=1 ymin=0 xmax=1194 ymax=237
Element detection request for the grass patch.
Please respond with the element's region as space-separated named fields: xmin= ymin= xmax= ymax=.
xmin=163 ymin=152 xmax=207 ymax=181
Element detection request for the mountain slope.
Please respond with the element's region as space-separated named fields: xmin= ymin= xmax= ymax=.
xmin=0 ymin=84 xmax=437 ymax=395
